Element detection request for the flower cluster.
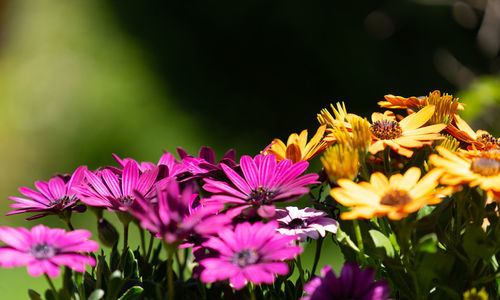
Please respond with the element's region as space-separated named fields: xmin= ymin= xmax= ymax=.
xmin=3 ymin=89 xmax=499 ymax=299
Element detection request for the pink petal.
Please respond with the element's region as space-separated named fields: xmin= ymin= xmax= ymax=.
xmin=101 ymin=169 xmax=122 ymax=198
xmin=0 ymin=248 xmax=34 ymax=267
xmin=221 ymin=164 xmax=251 ymax=194
xmin=240 ymin=156 xmax=259 ymax=189
xmin=0 ymin=227 xmax=32 ymax=250
xmin=48 ymin=177 xmax=66 ymax=200
xmin=122 ymin=161 xmax=139 ymax=196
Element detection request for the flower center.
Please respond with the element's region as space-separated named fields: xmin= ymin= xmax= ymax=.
xmin=49 ymin=195 xmax=74 ymax=207
xmin=30 ymin=243 xmax=56 ymax=260
xmin=380 ymin=190 xmax=412 ymax=206
xmin=476 ymin=134 xmax=499 ymax=148
xmin=248 ymin=186 xmax=275 ymax=205
xmin=370 ymin=120 xmax=402 ymax=140
xmin=231 ymin=249 xmax=259 ymax=267
xmin=288 ymin=218 xmax=307 ymax=229
xmin=470 ymin=157 xmax=500 ymax=177
xmin=118 ymin=196 xmax=134 ymax=206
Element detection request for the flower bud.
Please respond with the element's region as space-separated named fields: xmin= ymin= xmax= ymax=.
xmin=97 ymin=218 xmax=119 ymax=248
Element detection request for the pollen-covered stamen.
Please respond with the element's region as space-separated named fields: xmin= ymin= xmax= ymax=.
xmin=118 ymin=195 xmax=134 ymax=206
xmin=30 ymin=243 xmax=56 ymax=260
xmin=288 ymin=218 xmax=307 ymax=229
xmin=470 ymin=158 xmax=500 ymax=177
xmin=370 ymin=120 xmax=402 ymax=140
xmin=248 ymin=186 xmax=275 ymax=204
xmin=380 ymin=190 xmax=412 ymax=206
xmin=476 ymin=134 xmax=500 ymax=147
xmin=231 ymin=249 xmax=259 ymax=267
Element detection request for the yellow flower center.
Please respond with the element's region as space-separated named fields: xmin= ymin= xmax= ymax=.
xmin=476 ymin=133 xmax=499 ymax=147
xmin=370 ymin=120 xmax=402 ymax=140
xmin=470 ymin=157 xmax=500 ymax=176
xmin=380 ymin=190 xmax=412 ymax=206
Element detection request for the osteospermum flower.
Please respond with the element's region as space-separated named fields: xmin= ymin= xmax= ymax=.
xmin=178 ymin=146 xmax=238 ymax=181
xmin=330 ymin=167 xmax=453 ymax=220
xmin=302 ymin=264 xmax=390 ymax=300
xmin=130 ymin=178 xmax=230 ymax=245
xmin=7 ymin=166 xmax=87 ymax=220
xmin=199 ymin=221 xmax=302 ymax=289
xmin=429 ymin=146 xmax=500 ymax=192
xmin=369 ymin=105 xmax=446 ymax=158
xmin=75 ymin=161 xmax=159 ymax=212
xmin=263 ymin=125 xmax=331 ymax=163
xmin=321 ymin=143 xmax=359 ymax=182
xmin=274 ymin=206 xmax=338 ymax=242
xmin=0 ymin=225 xmax=98 ymax=278
xmin=447 ymin=114 xmax=499 ymax=149
xmin=202 ymin=154 xmax=319 ymax=218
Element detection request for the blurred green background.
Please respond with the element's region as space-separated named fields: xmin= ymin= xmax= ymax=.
xmin=0 ymin=0 xmax=499 ymax=298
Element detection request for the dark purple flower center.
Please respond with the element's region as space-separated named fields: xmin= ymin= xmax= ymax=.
xmin=231 ymin=249 xmax=259 ymax=267
xmin=288 ymin=218 xmax=307 ymax=229
xmin=380 ymin=190 xmax=412 ymax=206
xmin=470 ymin=157 xmax=500 ymax=176
xmin=30 ymin=243 xmax=56 ymax=260
xmin=118 ymin=195 xmax=134 ymax=206
xmin=248 ymin=186 xmax=275 ymax=205
xmin=49 ymin=195 xmax=75 ymax=207
xmin=370 ymin=120 xmax=402 ymax=140
xmin=477 ymin=134 xmax=500 ymax=147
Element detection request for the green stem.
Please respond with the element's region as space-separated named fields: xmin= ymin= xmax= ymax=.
xmin=352 ymin=219 xmax=366 ymax=265
xmin=163 ymin=242 xmax=176 ymax=300
xmin=383 ymin=147 xmax=391 ymax=176
xmin=175 ymin=251 xmax=183 ymax=281
xmin=359 ymin=155 xmax=370 ymax=181
xmin=146 ymin=233 xmax=154 ymax=262
xmin=250 ymin=284 xmax=256 ymax=300
xmin=123 ymin=223 xmax=129 ymax=252
xmin=295 ymin=254 xmax=306 ymax=286
xmin=65 ymin=219 xmax=75 ymax=231
xmin=311 ymin=237 xmax=324 ymax=278
xmin=44 ymin=274 xmax=58 ymax=300
xmin=138 ymin=224 xmax=146 ymax=258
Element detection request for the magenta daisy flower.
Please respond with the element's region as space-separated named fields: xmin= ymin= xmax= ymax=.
xmin=0 ymin=225 xmax=98 ymax=278
xmin=129 ymin=178 xmax=230 ymax=245
xmin=113 ymin=152 xmax=185 ymax=178
xmin=274 ymin=206 xmax=338 ymax=242
xmin=202 ymin=154 xmax=319 ymax=218
xmin=75 ymin=161 xmax=159 ymax=212
xmin=302 ymin=264 xmax=391 ymax=300
xmin=178 ymin=146 xmax=237 ymax=178
xmin=7 ymin=166 xmax=87 ymax=220
xmin=199 ymin=221 xmax=302 ymax=290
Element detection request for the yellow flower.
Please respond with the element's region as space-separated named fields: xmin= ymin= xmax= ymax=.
xmin=317 ymin=102 xmax=350 ymax=128
xmin=263 ymin=125 xmax=332 ymax=163
xmin=369 ymin=105 xmax=446 ymax=158
xmin=437 ymin=134 xmax=460 ymax=153
xmin=321 ymin=143 xmax=359 ymax=183
xmin=429 ymin=146 xmax=500 ymax=192
xmin=378 ymin=94 xmax=422 ymax=110
xmin=423 ymin=90 xmax=461 ymax=125
xmin=463 ymin=287 xmax=488 ymax=300
xmin=330 ymin=167 xmax=451 ymax=220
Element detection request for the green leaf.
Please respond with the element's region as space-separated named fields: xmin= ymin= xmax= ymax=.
xmin=416 ymin=233 xmax=438 ymax=253
xmin=105 ymin=270 xmax=124 ymax=300
xmin=122 ymin=248 xmax=139 ymax=279
xmin=369 ymin=229 xmax=395 ymax=257
xmin=27 ymin=289 xmax=42 ymax=300
xmin=88 ymin=289 xmax=105 ymax=300
xmin=45 ymin=290 xmax=56 ymax=300
xmin=117 ymin=286 xmax=143 ymax=300
xmin=336 ymin=226 xmax=360 ymax=252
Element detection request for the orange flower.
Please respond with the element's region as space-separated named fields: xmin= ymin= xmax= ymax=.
xmin=368 ymin=105 xmax=446 ymax=158
xmin=263 ymin=125 xmax=331 ymax=163
xmin=429 ymin=146 xmax=500 ymax=192
xmin=330 ymin=167 xmax=452 ymax=220
xmin=446 ymin=114 xmax=499 ymax=149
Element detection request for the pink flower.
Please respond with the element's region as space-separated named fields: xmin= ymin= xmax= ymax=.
xmin=75 ymin=161 xmax=159 ymax=211
xmin=274 ymin=206 xmax=338 ymax=242
xmin=112 ymin=152 xmax=185 ymax=178
xmin=129 ymin=178 xmax=230 ymax=244
xmin=0 ymin=225 xmax=98 ymax=278
xmin=199 ymin=221 xmax=302 ymax=289
xmin=202 ymin=154 xmax=319 ymax=218
xmin=7 ymin=166 xmax=87 ymax=220
xmin=302 ymin=264 xmax=390 ymax=300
